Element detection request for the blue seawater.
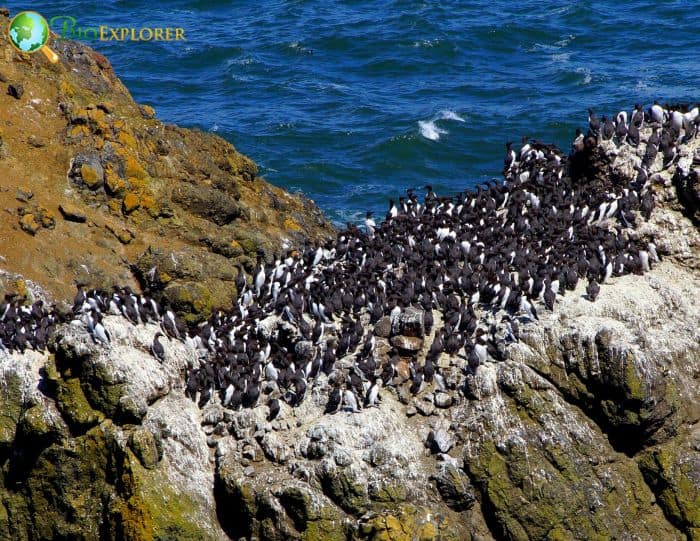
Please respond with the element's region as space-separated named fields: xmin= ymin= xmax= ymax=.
xmin=10 ymin=1 xmax=700 ymax=224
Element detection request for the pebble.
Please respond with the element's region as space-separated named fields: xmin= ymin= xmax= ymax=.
xmin=334 ymin=449 xmax=352 ymax=467
xmin=7 ymin=83 xmax=23 ymax=99
xmin=430 ymin=429 xmax=454 ymax=454
xmin=434 ymin=392 xmax=453 ymax=408
xmin=15 ymin=188 xmax=33 ymax=202
xmin=390 ymin=335 xmax=423 ymax=352
xmin=415 ymin=399 xmax=435 ymax=417
xmin=373 ymin=316 xmax=391 ymax=338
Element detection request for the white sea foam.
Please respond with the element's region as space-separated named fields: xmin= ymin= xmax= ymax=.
xmin=288 ymin=41 xmax=312 ymax=54
xmin=332 ymin=208 xmax=365 ymax=227
xmin=418 ymin=120 xmax=447 ymax=141
xmin=438 ymin=109 xmax=465 ymax=122
xmin=231 ymin=57 xmax=257 ymax=66
xmin=413 ymin=39 xmax=441 ymax=48
xmin=417 ymin=109 xmax=465 ymax=141
xmin=551 ymin=52 xmax=571 ymax=63
xmin=575 ymin=67 xmax=592 ymax=85
xmin=554 ymin=34 xmax=576 ymax=47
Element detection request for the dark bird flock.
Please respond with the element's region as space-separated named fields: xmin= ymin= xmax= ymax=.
xmin=1 ymin=102 xmax=698 ymax=420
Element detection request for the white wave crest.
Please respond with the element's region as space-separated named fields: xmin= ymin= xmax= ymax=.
xmin=575 ymin=67 xmax=592 ymax=85
xmin=438 ymin=109 xmax=465 ymax=122
xmin=418 ymin=120 xmax=447 ymax=141
xmin=417 ymin=109 xmax=465 ymax=141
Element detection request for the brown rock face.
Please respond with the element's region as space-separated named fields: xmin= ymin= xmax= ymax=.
xmin=0 ymin=9 xmax=333 ymax=320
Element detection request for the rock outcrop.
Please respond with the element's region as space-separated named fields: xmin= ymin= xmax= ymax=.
xmin=0 ymin=131 xmax=697 ymax=540
xmin=0 ymin=199 xmax=697 ymax=539
xmin=1 ymin=7 xmax=700 ymax=541
xmin=0 ymin=7 xmax=332 ymax=324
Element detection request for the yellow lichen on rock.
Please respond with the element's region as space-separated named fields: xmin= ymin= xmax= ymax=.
xmin=80 ymin=162 xmax=103 ymax=189
xmin=123 ymin=193 xmax=141 ymax=214
xmin=284 ymin=217 xmax=303 ymax=232
xmin=105 ymin=165 xmax=128 ymax=196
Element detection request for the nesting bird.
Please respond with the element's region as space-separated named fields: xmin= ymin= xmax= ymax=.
xmin=1 ymin=101 xmax=694 ymax=420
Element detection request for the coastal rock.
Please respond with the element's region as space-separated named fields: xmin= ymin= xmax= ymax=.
xmin=58 ymin=202 xmax=87 ymax=223
xmin=373 ymin=316 xmax=391 ymax=338
xmin=434 ymin=392 xmax=453 ymax=408
xmin=0 ymin=8 xmax=333 ymax=324
xmin=433 ymin=463 xmax=477 ymax=511
xmin=0 ymin=169 xmax=697 ymax=539
xmin=19 ymin=213 xmax=40 ymax=235
xmin=0 ymin=7 xmax=699 ymax=541
xmin=391 ymin=306 xmax=425 ymax=337
xmin=7 ymin=82 xmax=22 ymax=99
xmin=69 ymin=154 xmax=105 ymax=190
xmin=390 ymin=335 xmax=423 ymax=352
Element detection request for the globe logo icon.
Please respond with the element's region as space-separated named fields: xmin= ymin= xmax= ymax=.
xmin=8 ymin=11 xmax=59 ymax=63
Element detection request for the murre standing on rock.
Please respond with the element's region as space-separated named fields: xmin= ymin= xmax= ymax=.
xmin=2 ymin=100 xmax=689 ymax=420
xmin=151 ymin=332 xmax=166 ymax=363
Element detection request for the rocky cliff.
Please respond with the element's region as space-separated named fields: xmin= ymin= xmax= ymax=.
xmin=1 ymin=7 xmax=700 ymax=541
xmin=0 ymin=7 xmax=332 ymax=324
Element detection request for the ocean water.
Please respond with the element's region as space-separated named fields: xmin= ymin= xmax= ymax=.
xmin=10 ymin=1 xmax=700 ymax=224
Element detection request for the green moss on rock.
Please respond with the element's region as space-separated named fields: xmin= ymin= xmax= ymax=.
xmin=318 ymin=465 xmax=369 ymax=515
xmin=0 ymin=373 xmax=24 ymax=453
xmin=128 ymin=463 xmax=217 ymax=541
xmin=465 ymin=393 xmax=680 ymax=541
xmin=55 ymin=375 xmax=104 ymax=431
xmin=128 ymin=428 xmax=160 ymax=470
xmin=639 ymin=437 xmax=700 ymax=540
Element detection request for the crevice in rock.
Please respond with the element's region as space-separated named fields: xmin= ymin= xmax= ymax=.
xmin=462 ymin=474 xmax=513 ymax=541
xmin=520 ymin=358 xmax=657 ymax=458
xmin=637 ymin=462 xmax=692 ymax=541
xmin=511 ymin=361 xmax=689 ymax=540
xmin=213 ymin=474 xmax=252 ymax=540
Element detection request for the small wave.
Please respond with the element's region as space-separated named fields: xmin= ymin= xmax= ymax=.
xmin=287 ymin=41 xmax=313 ymax=54
xmin=413 ymin=39 xmax=441 ymax=48
xmin=229 ymin=74 xmax=254 ymax=82
xmin=529 ymin=34 xmax=576 ymax=53
xmin=417 ymin=109 xmax=465 ymax=141
xmin=554 ymin=34 xmax=576 ymax=47
xmin=331 ymin=208 xmax=365 ymax=226
xmin=575 ymin=67 xmax=592 ymax=85
xmin=418 ymin=120 xmax=447 ymax=141
xmin=550 ymin=53 xmax=570 ymax=63
xmin=210 ymin=123 xmax=219 ymax=132
xmin=551 ymin=5 xmax=573 ymax=14
xmin=227 ymin=57 xmax=258 ymax=66
xmin=438 ymin=109 xmax=465 ymax=122
xmin=529 ymin=42 xmax=558 ymax=53
xmin=312 ymin=81 xmax=349 ymax=93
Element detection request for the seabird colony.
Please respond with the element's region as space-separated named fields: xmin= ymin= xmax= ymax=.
xmin=1 ymin=102 xmax=698 ymax=419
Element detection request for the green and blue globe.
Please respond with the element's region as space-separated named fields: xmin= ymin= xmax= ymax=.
xmin=8 ymin=11 xmax=49 ymax=53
